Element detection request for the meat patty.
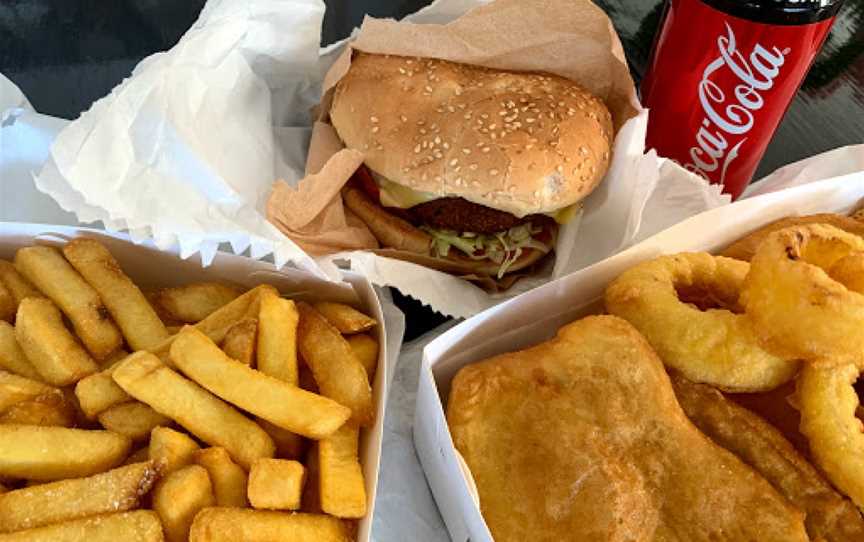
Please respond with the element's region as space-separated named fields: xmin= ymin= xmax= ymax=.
xmin=409 ymin=197 xmax=550 ymax=234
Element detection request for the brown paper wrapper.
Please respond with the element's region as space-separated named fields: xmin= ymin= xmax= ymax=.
xmin=267 ymin=0 xmax=637 ymax=260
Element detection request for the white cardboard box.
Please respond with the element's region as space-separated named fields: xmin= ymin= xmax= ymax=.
xmin=413 ymin=175 xmax=864 ymax=542
xmin=0 ymin=222 xmax=388 ymax=542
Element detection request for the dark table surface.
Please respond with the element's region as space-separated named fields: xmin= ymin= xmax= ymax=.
xmin=3 ymin=0 xmax=863 ymax=339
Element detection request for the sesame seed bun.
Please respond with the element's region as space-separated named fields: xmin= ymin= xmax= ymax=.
xmin=330 ymin=53 xmax=614 ymax=217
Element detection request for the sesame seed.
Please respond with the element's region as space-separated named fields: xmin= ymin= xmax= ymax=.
xmin=490 ymin=169 xmax=499 ymax=176
xmin=470 ymin=164 xmax=479 ymax=170
xmin=463 ymin=113 xmax=472 ymax=120
xmin=488 ymin=124 xmax=497 ymax=130
xmin=526 ymin=118 xmax=536 ymax=123
xmin=482 ymin=147 xmax=491 ymax=153
xmin=447 ymin=106 xmax=455 ymax=113
xmin=449 ymin=159 xmax=458 ymax=166
xmin=370 ymin=116 xmax=378 ymax=123
xmin=490 ymin=133 xmax=497 ymax=139
xmin=462 ymin=148 xmax=471 ymax=154
xmin=399 ymin=68 xmax=406 ymax=74
xmin=579 ymin=146 xmax=588 ymax=155
xmin=481 ymin=113 xmax=489 ymax=119
xmin=500 ymin=131 xmax=506 ymax=138
xmin=556 ymin=165 xmax=564 ymax=173
xmin=406 ymin=59 xmax=413 ymax=64
xmin=434 ymin=136 xmax=441 ymax=144
xmin=400 ymin=115 xmax=408 ymax=122
xmin=442 ymin=142 xmax=450 ymax=149
xmin=414 ymin=144 xmax=421 ymax=153
xmin=372 ymin=126 xmax=379 ymax=133
xmin=420 ymin=128 xmax=427 ymax=135
xmin=425 ymin=86 xmax=433 ymax=93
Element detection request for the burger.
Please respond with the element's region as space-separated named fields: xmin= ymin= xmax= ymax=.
xmin=331 ymin=53 xmax=614 ymax=284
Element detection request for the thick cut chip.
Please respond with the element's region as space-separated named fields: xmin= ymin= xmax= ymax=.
xmin=248 ymin=458 xmax=305 ymax=510
xmin=15 ymin=297 xmax=99 ymax=386
xmin=189 ymin=508 xmax=352 ymax=542
xmin=256 ymin=292 xmax=299 ymax=384
xmin=149 ymin=426 xmax=200 ymax=474
xmin=0 ymin=461 xmax=159 ymax=532
xmin=194 ymin=447 xmax=248 ymax=507
xmin=0 ymin=259 xmax=42 ymax=306
xmin=112 ymin=351 xmax=274 ymax=469
xmin=347 ymin=334 xmax=378 ymax=379
xmin=170 ymin=328 xmax=350 ymax=440
xmin=0 ymin=511 xmax=164 ymax=542
xmin=319 ymin=424 xmax=366 ymax=518
xmin=15 ymin=245 xmax=122 ymax=359
xmin=0 ymin=282 xmax=13 ymax=323
xmin=0 ymin=425 xmax=131 ymax=480
xmin=97 ymin=401 xmax=171 ymax=441
xmin=297 ymin=303 xmax=373 ymax=426
xmin=153 ymin=464 xmax=215 ymax=542
xmin=0 ymin=390 xmax=74 ymax=427
xmin=221 ymin=317 xmax=257 ymax=366
xmin=0 ymin=370 xmax=55 ymax=412
xmin=153 ymin=282 xmax=243 ymax=323
xmin=63 ymin=238 xmax=169 ymax=350
xmin=257 ymin=418 xmax=306 ymax=460
xmin=75 ymin=360 xmax=132 ymax=419
xmin=447 ymin=315 xmax=809 ymax=541
xmin=313 ymin=302 xmax=377 ymax=334
xmin=0 ymin=322 xmax=40 ymax=380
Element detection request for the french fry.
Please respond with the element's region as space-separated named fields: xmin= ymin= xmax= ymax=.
xmin=319 ymin=424 xmax=366 ymax=518
xmin=147 ymin=285 xmax=276 ymax=366
xmin=75 ymin=361 xmax=132 ymax=418
xmin=313 ymin=302 xmax=377 ymax=334
xmin=347 ymin=334 xmax=379 ymax=380
xmin=221 ymin=317 xmax=257 ymax=366
xmin=0 ymin=510 xmax=164 ymax=542
xmin=0 ymin=461 xmax=160 ymax=532
xmin=248 ymin=458 xmax=305 ymax=510
xmin=112 ymin=351 xmax=274 ymax=469
xmin=153 ymin=464 xmax=215 ymax=542
xmin=256 ymin=418 xmax=306 ymax=460
xmin=0 ymin=393 xmax=75 ymax=427
xmin=15 ymin=298 xmax=99 ymax=386
xmin=0 ymin=321 xmax=40 ymax=380
xmin=0 ymin=282 xmax=13 ymax=322
xmin=256 ymin=292 xmax=299 ymax=384
xmin=149 ymin=426 xmax=200 ymax=474
xmin=0 ymin=425 xmax=131 ymax=480
xmin=189 ymin=508 xmax=352 ymax=542
xmin=14 ymin=246 xmax=123 ymax=360
xmin=170 ymin=328 xmax=350 ymax=440
xmin=0 ymin=370 xmax=54 ymax=412
xmin=153 ymin=282 xmax=244 ymax=323
xmin=124 ymin=446 xmax=151 ymax=466
xmin=97 ymin=402 xmax=171 ymax=441
xmin=194 ymin=447 xmax=248 ymax=507
xmin=0 ymin=259 xmax=42 ymax=307
xmin=63 ymin=238 xmax=170 ymax=351
xmin=297 ymin=303 xmax=374 ymax=426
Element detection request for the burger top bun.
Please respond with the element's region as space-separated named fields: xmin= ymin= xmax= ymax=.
xmin=330 ymin=52 xmax=614 ymax=218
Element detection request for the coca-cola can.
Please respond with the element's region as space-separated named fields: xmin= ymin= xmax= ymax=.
xmin=641 ymin=0 xmax=844 ymax=199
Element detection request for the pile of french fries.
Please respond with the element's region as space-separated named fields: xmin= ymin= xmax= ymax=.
xmin=0 ymin=238 xmax=380 ymax=542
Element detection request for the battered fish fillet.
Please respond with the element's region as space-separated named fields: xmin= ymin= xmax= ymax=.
xmin=672 ymin=374 xmax=864 ymax=542
xmin=447 ymin=315 xmax=809 ymax=542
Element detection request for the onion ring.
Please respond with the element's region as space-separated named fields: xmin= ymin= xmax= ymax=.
xmin=605 ymin=253 xmax=798 ymax=392
xmin=798 ymin=362 xmax=864 ymax=510
xmin=742 ymin=224 xmax=864 ymax=365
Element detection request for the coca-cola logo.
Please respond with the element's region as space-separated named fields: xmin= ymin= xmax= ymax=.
xmin=684 ymin=22 xmax=789 ymax=183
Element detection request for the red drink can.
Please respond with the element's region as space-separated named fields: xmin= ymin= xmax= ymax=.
xmin=640 ymin=0 xmax=844 ymax=199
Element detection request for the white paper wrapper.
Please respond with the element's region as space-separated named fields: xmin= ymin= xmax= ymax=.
xmin=414 ymin=173 xmax=864 ymax=542
xmin=17 ymin=0 xmax=728 ymax=319
xmin=0 ymin=222 xmax=404 ymax=542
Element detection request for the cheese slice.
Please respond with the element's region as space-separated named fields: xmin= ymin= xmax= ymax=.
xmin=373 ymin=172 xmax=580 ymax=224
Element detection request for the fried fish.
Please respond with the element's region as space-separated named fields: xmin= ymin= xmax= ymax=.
xmin=447 ymin=315 xmax=809 ymax=541
xmin=672 ymin=374 xmax=864 ymax=542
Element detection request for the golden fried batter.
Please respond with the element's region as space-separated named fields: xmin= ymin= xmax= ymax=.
xmin=447 ymin=315 xmax=809 ymax=542
xmin=673 ymin=374 xmax=864 ymax=542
